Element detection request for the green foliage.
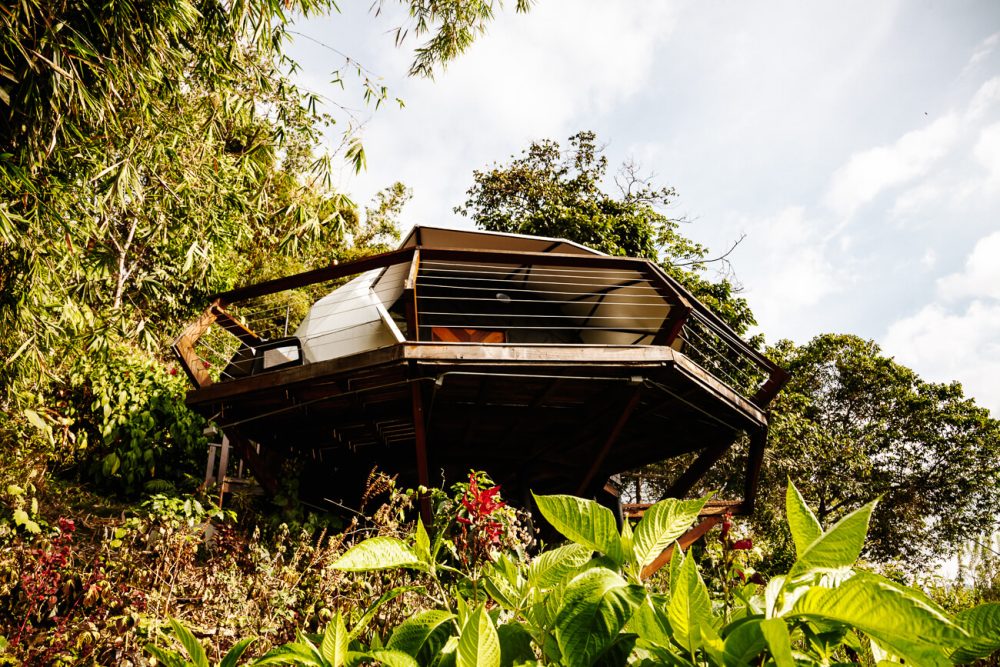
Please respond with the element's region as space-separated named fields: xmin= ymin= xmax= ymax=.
xmin=759 ymin=334 xmax=1000 ymax=567
xmin=54 ymin=346 xmax=208 ymax=495
xmin=303 ymin=478 xmax=1000 ymax=666
xmin=147 ymin=617 xmax=255 ymax=667
xmin=456 ymin=130 xmax=756 ymax=334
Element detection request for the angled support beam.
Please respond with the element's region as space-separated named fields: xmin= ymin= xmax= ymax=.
xmin=173 ymin=300 xmax=220 ymax=388
xmin=575 ymin=387 xmax=642 ymax=496
xmin=752 ymin=367 xmax=791 ymax=407
xmin=640 ymin=516 xmax=721 ymax=580
xmin=213 ymin=306 xmax=262 ymax=346
xmin=658 ymin=439 xmax=732 ymax=502
xmin=222 ymin=427 xmax=278 ymax=496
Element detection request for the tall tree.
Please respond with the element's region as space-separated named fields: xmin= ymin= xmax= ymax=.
xmin=456 ymin=131 xmax=756 ymax=334
xmin=756 ymin=334 xmax=1000 ymax=568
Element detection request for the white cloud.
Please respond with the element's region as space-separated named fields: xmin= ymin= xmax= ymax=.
xmin=964 ymin=31 xmax=1000 ymax=74
xmin=973 ymin=121 xmax=1000 ymax=189
xmin=883 ymin=300 xmax=1000 ymax=415
xmin=733 ymin=206 xmax=845 ymax=337
xmin=967 ymin=76 xmax=1000 ymax=120
xmin=824 ymin=114 xmax=960 ymax=217
xmin=937 ymin=230 xmax=1000 ymax=301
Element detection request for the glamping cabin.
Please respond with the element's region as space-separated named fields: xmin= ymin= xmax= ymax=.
xmin=174 ymin=226 xmax=788 ymax=523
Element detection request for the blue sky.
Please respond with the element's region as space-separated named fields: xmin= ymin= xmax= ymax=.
xmin=287 ymin=0 xmax=1000 ymax=414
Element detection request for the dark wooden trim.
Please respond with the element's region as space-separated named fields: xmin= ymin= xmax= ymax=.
xmin=752 ymin=367 xmax=791 ymax=407
xmin=419 ymin=247 xmax=651 ymax=271
xmin=405 ymin=249 xmax=420 ymax=342
xmin=576 ymin=388 xmax=642 ymax=496
xmin=653 ymin=302 xmax=692 ymax=346
xmin=212 ymin=247 xmax=416 ymax=305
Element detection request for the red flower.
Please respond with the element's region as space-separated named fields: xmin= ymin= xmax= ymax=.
xmin=732 ymin=538 xmax=753 ymax=551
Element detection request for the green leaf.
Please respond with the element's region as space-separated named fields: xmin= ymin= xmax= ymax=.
xmin=12 ymin=509 xmax=40 ymax=534
xmin=626 ymin=595 xmax=673 ymax=646
xmin=527 ymin=543 xmax=593 ymax=589
xmin=723 ymin=618 xmax=767 ymax=666
xmin=788 ymin=499 xmax=877 ymax=581
xmin=368 ymin=649 xmax=420 ymax=667
xmin=415 ymin=517 xmax=432 ymax=564
xmin=220 ymin=637 xmax=256 ymax=667
xmin=760 ymin=618 xmax=795 ymax=667
xmin=532 ymin=493 xmax=623 ymax=564
xmin=23 ymin=409 xmax=47 ymax=432
xmin=331 ymin=537 xmax=424 ymax=571
xmin=457 ymin=606 xmax=501 ymax=667
xmin=145 ymin=643 xmax=187 ymax=667
xmin=951 ymin=603 xmax=1000 ymax=663
xmin=632 ymin=495 xmax=709 ymax=571
xmin=667 ymin=551 xmax=712 ymax=655
xmin=387 ymin=610 xmax=455 ymax=659
xmin=320 ymin=612 xmax=350 ymax=666
xmin=352 ymin=586 xmax=418 ymax=640
xmin=496 ymin=622 xmax=535 ymax=667
xmin=785 ymin=480 xmax=822 ymax=558
xmin=789 ymin=572 xmax=967 ymax=665
xmin=168 ymin=617 xmax=209 ymax=667
xmin=554 ymin=567 xmax=645 ymax=667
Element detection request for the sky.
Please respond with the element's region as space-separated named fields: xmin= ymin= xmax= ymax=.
xmin=286 ymin=0 xmax=1000 ymax=415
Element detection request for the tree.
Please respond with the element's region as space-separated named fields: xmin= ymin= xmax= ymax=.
xmin=456 ymin=131 xmax=756 ymax=334
xmin=0 ymin=0 xmax=527 ymax=491
xmin=756 ymin=334 xmax=1000 ymax=569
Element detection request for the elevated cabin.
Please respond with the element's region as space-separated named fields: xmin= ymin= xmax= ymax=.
xmin=174 ymin=227 xmax=788 ymax=522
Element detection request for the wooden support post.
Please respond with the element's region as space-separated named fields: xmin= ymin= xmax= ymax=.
xmin=752 ymin=367 xmax=791 ymax=407
xmin=743 ymin=427 xmax=767 ymax=513
xmin=404 ymin=249 xmax=421 ymax=342
xmin=640 ymin=516 xmax=721 ymax=580
xmin=172 ymin=300 xmax=221 ymax=388
xmin=410 ymin=381 xmax=432 ymax=526
xmin=217 ymin=435 xmax=231 ymax=506
xmin=575 ymin=388 xmax=642 ymax=496
xmin=223 ymin=428 xmax=278 ymax=496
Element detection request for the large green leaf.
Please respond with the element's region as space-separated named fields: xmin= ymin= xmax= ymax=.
xmin=759 ymin=618 xmax=794 ymax=667
xmin=532 ymin=493 xmax=624 ymax=563
xmin=632 ymin=496 xmax=708 ymax=571
xmin=457 ymin=606 xmax=501 ymax=667
xmin=168 ymin=617 xmax=209 ymax=667
xmin=320 ymin=613 xmax=350 ymax=667
xmin=496 ymin=622 xmax=536 ymax=667
xmin=220 ymin=638 xmax=256 ymax=667
xmin=368 ymin=650 xmax=420 ymax=667
xmin=331 ymin=537 xmax=424 ymax=572
xmin=723 ymin=618 xmax=767 ymax=666
xmin=789 ymin=573 xmax=967 ymax=665
xmin=668 ymin=551 xmax=712 ymax=655
xmin=527 ymin=543 xmax=594 ymax=589
xmin=787 ymin=499 xmax=876 ymax=581
xmin=785 ymin=481 xmax=822 ymax=558
xmin=626 ymin=595 xmax=673 ymax=646
xmin=555 ymin=567 xmax=645 ymax=667
xmin=387 ymin=610 xmax=456 ymax=660
xmin=951 ymin=603 xmax=1000 ymax=663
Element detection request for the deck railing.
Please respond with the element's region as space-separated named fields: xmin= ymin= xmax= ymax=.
xmin=174 ymin=245 xmax=787 ymax=408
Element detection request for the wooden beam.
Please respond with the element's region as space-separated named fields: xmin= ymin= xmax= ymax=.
xmin=575 ymin=388 xmax=642 ymax=496
xmin=752 ymin=366 xmax=791 ymax=407
xmin=419 ymin=246 xmax=652 ymax=272
xmin=410 ymin=382 xmax=432 ymax=526
xmin=213 ymin=306 xmax=262 ymax=346
xmin=652 ymin=302 xmax=692 ymax=346
xmin=404 ymin=249 xmax=420 ymax=341
xmin=639 ymin=516 xmax=721 ymax=580
xmin=212 ymin=247 xmax=416 ymax=305
xmin=658 ymin=440 xmax=732 ymax=501
xmin=222 ymin=428 xmax=278 ymax=495
xmin=172 ymin=300 xmax=220 ymax=388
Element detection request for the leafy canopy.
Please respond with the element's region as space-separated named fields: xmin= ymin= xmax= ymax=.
xmin=456 ymin=130 xmax=756 ymax=334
